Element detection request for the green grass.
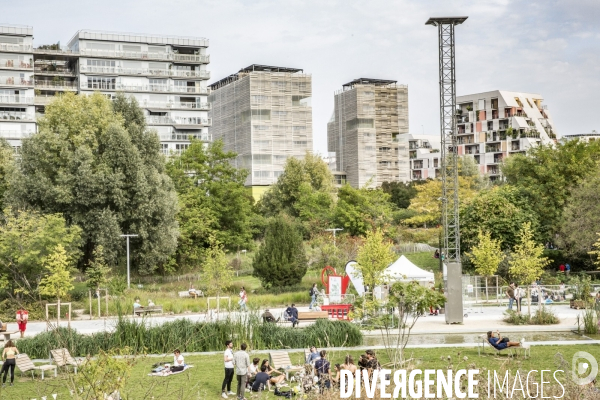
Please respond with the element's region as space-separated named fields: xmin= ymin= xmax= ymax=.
xmin=3 ymin=344 xmax=597 ymax=399
xmin=404 ymin=251 xmax=441 ymax=273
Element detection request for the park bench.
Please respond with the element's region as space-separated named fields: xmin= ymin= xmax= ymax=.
xmin=16 ymin=353 xmax=57 ymax=380
xmin=0 ymin=323 xmax=6 ymax=332
xmin=178 ymin=290 xmax=204 ymax=298
xmin=51 ymin=348 xmax=85 ymax=374
xmin=1 ymin=330 xmax=20 ymax=341
xmin=133 ymin=305 xmax=163 ymax=316
xmin=298 ymin=311 xmax=329 ymax=321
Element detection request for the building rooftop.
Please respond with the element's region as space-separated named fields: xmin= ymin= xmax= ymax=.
xmin=67 ymin=29 xmax=208 ymax=49
xmin=425 ymin=17 xmax=468 ymax=26
xmin=342 ymin=78 xmax=397 ymax=89
xmin=562 ymin=131 xmax=599 ymax=138
xmin=0 ymin=24 xmax=33 ymax=36
xmin=209 ymin=64 xmax=304 ymax=90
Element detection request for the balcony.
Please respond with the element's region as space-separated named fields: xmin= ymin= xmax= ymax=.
xmin=457 ymin=137 xmax=474 ymax=144
xmin=412 ymin=171 xmax=423 ymax=180
xmin=34 ymin=95 xmax=60 ymax=105
xmin=0 ymin=111 xmax=34 ymax=121
xmin=139 ymin=100 xmax=210 ymax=110
xmin=409 ymin=141 xmax=432 ymax=150
xmin=0 ymin=95 xmax=33 ymax=105
xmin=465 ymin=147 xmax=479 ymax=155
xmin=79 ymin=65 xmax=210 ymax=79
xmin=485 ymin=145 xmax=501 ymax=153
xmin=82 ymin=82 xmax=209 ymax=95
xmin=35 ymin=80 xmax=78 ymax=91
xmin=78 ymin=49 xmax=209 ymax=63
xmin=413 ymin=162 xmax=424 ymax=169
xmin=0 ymin=60 xmax=33 ymax=70
xmin=0 ymin=130 xmax=34 ymax=139
xmin=146 ymin=116 xmax=211 ymax=126
xmin=34 ymin=67 xmax=76 ymax=76
xmin=0 ymin=43 xmax=33 ymax=53
xmin=159 ymin=133 xmax=211 ymax=142
xmin=0 ymin=77 xmax=33 ymax=87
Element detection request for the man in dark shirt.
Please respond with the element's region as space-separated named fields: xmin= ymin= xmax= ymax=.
xmin=262 ymin=309 xmax=276 ymax=323
xmin=285 ymin=304 xmax=299 ymax=327
xmin=314 ymin=350 xmax=331 ymax=391
xmin=252 ymin=365 xmax=271 ymax=392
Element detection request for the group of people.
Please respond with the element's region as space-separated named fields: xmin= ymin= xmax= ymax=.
xmin=133 ymin=298 xmax=155 ymax=310
xmin=261 ymin=304 xmax=300 ymax=327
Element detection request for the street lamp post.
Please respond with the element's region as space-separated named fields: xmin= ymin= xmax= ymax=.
xmin=120 ymin=234 xmax=138 ymax=289
xmin=324 ymin=228 xmax=343 ymax=247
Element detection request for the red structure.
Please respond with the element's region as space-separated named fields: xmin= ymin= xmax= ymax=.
xmin=320 ymin=266 xmax=353 ymax=320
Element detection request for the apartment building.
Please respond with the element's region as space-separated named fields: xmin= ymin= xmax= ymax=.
xmin=327 ymin=78 xmax=409 ymax=188
xmin=408 ymin=134 xmax=441 ymax=180
xmin=454 ymin=90 xmax=556 ymax=180
xmin=0 ymin=24 xmax=210 ymax=154
xmin=561 ymin=131 xmax=599 ymax=143
xmin=208 ymin=65 xmax=312 ymax=198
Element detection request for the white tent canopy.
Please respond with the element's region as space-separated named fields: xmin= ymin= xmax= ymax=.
xmin=382 ymin=255 xmax=434 ymax=283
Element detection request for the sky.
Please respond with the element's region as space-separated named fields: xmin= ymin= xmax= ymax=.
xmin=6 ymin=0 xmax=600 ymax=155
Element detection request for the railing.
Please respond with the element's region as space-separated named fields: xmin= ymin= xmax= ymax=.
xmin=0 ymin=77 xmax=33 ymax=86
xmin=0 ymin=60 xmax=33 ymax=69
xmin=34 ymin=67 xmax=76 ymax=75
xmin=34 ymin=95 xmax=59 ymax=105
xmin=82 ymin=82 xmax=209 ymax=94
xmin=0 ymin=43 xmax=33 ymax=53
xmin=158 ymin=133 xmax=211 ymax=141
xmin=77 ymin=49 xmax=209 ymax=63
xmin=139 ymin=100 xmax=210 ymax=110
xmin=0 ymin=96 xmax=33 ymax=104
xmin=146 ymin=116 xmax=210 ymax=126
xmin=0 ymin=130 xmax=34 ymax=139
xmin=79 ymin=65 xmax=210 ymax=78
xmin=35 ymin=80 xmax=78 ymax=89
xmin=0 ymin=111 xmax=34 ymax=121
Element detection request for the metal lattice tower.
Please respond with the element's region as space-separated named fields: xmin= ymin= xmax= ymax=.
xmin=425 ymin=17 xmax=467 ymax=263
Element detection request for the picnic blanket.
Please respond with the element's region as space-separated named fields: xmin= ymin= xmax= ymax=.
xmin=148 ymin=365 xmax=193 ymax=377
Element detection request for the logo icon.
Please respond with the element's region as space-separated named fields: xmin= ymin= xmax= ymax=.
xmin=572 ymin=351 xmax=598 ymax=385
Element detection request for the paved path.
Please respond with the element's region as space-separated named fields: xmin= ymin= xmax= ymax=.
xmin=17 ymin=303 xmax=586 ymax=338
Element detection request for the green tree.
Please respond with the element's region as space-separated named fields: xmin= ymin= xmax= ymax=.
xmin=589 ymin=233 xmax=600 ymax=268
xmin=502 ymin=140 xmax=600 ymax=240
xmin=509 ymin=222 xmax=551 ymax=285
xmin=166 ymin=139 xmax=255 ymax=268
xmin=460 ymin=185 xmax=540 ymax=252
xmin=0 ymin=139 xmax=15 ymax=211
xmin=355 ymin=229 xmax=396 ymax=291
xmin=334 ymin=185 xmax=394 ymax=236
xmin=467 ymin=230 xmax=505 ymax=301
xmin=0 ymin=209 xmax=81 ymax=298
xmin=38 ymin=244 xmax=75 ymax=302
xmin=11 ymin=93 xmax=178 ymax=274
xmin=558 ymin=168 xmax=600 ymax=258
xmin=85 ymin=245 xmax=111 ymax=290
xmin=258 ymin=153 xmax=334 ymax=219
xmin=252 ymin=216 xmax=308 ymax=288
xmin=202 ymin=239 xmax=234 ymax=312
xmin=380 ymin=181 xmax=419 ymax=209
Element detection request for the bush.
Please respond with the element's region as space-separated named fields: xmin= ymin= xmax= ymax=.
xmin=503 ymin=308 xmax=559 ymax=325
xmin=16 ymin=313 xmax=363 ymax=359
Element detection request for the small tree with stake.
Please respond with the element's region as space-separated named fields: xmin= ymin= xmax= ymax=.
xmin=467 ymin=230 xmax=504 ymax=302
xmin=202 ymin=238 xmax=233 ymax=316
xmin=38 ymin=244 xmax=75 ymax=326
xmin=85 ymin=245 xmax=112 ymax=317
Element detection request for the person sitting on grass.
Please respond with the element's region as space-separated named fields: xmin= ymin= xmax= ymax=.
xmin=341 ymin=355 xmax=357 ymax=374
xmin=314 ymin=350 xmax=331 ymax=391
xmin=251 ymin=365 xmax=271 ymax=392
xmin=247 ymin=357 xmax=261 ymax=388
xmin=487 ymin=331 xmax=523 ymax=350
xmin=260 ymin=359 xmax=286 ymax=386
xmin=306 ymin=346 xmax=320 ymax=364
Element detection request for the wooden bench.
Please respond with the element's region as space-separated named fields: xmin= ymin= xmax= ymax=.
xmin=297 ymin=311 xmax=329 ymax=321
xmin=178 ymin=290 xmax=204 ymax=298
xmin=133 ymin=306 xmax=163 ymax=316
xmin=0 ymin=322 xmax=7 ymax=332
xmin=1 ymin=330 xmax=20 ymax=341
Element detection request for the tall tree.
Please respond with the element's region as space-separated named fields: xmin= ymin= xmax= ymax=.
xmin=380 ymin=181 xmax=419 ymax=209
xmin=38 ymin=244 xmax=75 ymax=302
xmin=0 ymin=139 xmax=15 ymax=211
xmin=166 ymin=139 xmax=255 ymax=269
xmin=258 ymin=153 xmax=334 ymax=219
xmin=509 ymin=222 xmax=551 ymax=285
xmin=10 ymin=93 xmax=178 ymax=274
xmin=334 ymin=185 xmax=394 ymax=237
xmin=252 ymin=216 xmax=308 ymax=288
xmin=460 ymin=185 xmax=540 ymax=252
xmin=0 ymin=209 xmax=81 ymax=298
xmin=355 ymin=229 xmax=396 ymax=291
xmin=589 ymin=233 xmax=600 ymax=268
xmin=85 ymin=245 xmax=112 ymax=291
xmin=502 ymin=140 xmax=600 ymax=240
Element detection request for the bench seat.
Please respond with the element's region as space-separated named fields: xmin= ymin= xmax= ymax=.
xmin=297 ymin=311 xmax=329 ymax=320
xmin=133 ymin=306 xmax=163 ymax=316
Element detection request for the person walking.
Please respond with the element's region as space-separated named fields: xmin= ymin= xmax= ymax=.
xmin=514 ymin=284 xmax=523 ymax=313
xmin=309 ymin=284 xmax=318 ymax=310
xmin=234 ymin=343 xmax=250 ymax=400
xmin=222 ymin=340 xmax=235 ymax=398
xmin=1 ymin=340 xmax=19 ymax=387
xmin=239 ymin=287 xmax=248 ymax=312
xmin=16 ymin=309 xmax=28 ymax=338
xmin=506 ymin=283 xmax=515 ymax=310
xmin=565 ymin=263 xmax=571 ymax=276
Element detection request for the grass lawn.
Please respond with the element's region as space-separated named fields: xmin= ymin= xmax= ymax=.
xmin=3 ymin=344 xmax=597 ymax=399
xmin=404 ymin=252 xmax=441 ymax=274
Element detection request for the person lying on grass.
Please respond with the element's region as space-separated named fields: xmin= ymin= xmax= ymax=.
xmin=487 ymin=330 xmax=524 ymax=350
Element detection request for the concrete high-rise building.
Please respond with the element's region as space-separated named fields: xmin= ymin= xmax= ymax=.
xmin=561 ymin=130 xmax=599 ymax=143
xmin=408 ymin=134 xmax=441 ymax=180
xmin=0 ymin=24 xmax=210 ymax=154
xmin=208 ymin=65 xmax=312 ymax=198
xmin=327 ymin=78 xmax=409 ymax=188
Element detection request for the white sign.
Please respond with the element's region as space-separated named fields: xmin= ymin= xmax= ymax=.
xmin=329 ymin=276 xmax=343 ymax=303
xmin=467 ymin=284 xmax=474 ymax=293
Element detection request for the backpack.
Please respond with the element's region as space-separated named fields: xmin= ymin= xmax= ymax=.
xmin=309 ymin=288 xmax=314 ymax=296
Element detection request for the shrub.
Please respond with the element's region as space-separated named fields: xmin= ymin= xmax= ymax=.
xmin=503 ymin=308 xmax=559 ymax=325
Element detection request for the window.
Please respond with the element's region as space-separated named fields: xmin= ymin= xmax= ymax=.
xmin=87 ymin=59 xmax=115 ymax=67
xmin=293 ymin=141 xmax=307 ymax=146
xmin=365 ymin=146 xmax=375 ymax=151
xmin=274 ymin=171 xmax=283 ymax=178
xmin=87 ymin=77 xmax=116 ymax=90
xmin=252 ymin=125 xmax=269 ymax=131
xmin=251 ymin=95 xmax=268 ymax=104
xmin=362 ymin=91 xmax=374 ymax=98
xmin=346 ymin=118 xmax=374 ymax=130
xmin=293 ymin=126 xmax=306 ymax=131
xmin=272 ymin=111 xmax=288 ymax=117
xmin=254 ymin=171 xmax=271 ymax=178
xmin=251 ymin=109 xmax=271 ymax=121
xmin=123 ymin=44 xmax=142 ymax=52
xmin=274 ymin=155 xmax=288 ymax=162
xmin=253 ymin=140 xmax=271 ymax=147
xmin=175 ymin=144 xmax=189 ymax=150
xmin=253 ymin=154 xmax=272 ymax=164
